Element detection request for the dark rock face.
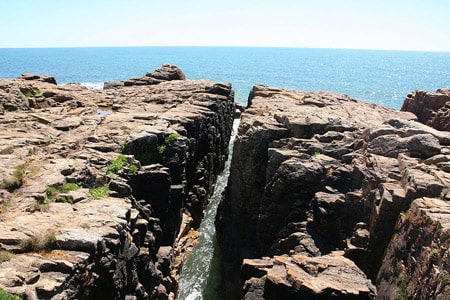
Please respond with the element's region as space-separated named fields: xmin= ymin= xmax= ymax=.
xmin=0 ymin=66 xmax=234 ymax=299
xmin=401 ymin=89 xmax=450 ymax=131
xmin=216 ymin=85 xmax=450 ymax=299
xmin=105 ymin=64 xmax=186 ymax=89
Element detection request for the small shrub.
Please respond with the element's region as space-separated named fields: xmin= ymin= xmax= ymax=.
xmin=107 ymin=154 xmax=128 ymax=174
xmin=0 ymin=288 xmax=21 ymax=300
xmin=20 ymin=87 xmax=41 ymax=97
xmin=129 ymin=164 xmax=139 ymax=174
xmin=429 ymin=248 xmax=440 ymax=265
xmin=397 ymin=271 xmax=409 ymax=300
xmin=45 ymin=186 xmax=58 ymax=200
xmin=0 ymin=250 xmax=14 ymax=263
xmin=60 ymin=183 xmax=80 ymax=193
xmin=158 ymin=132 xmax=181 ymax=155
xmin=89 ymin=184 xmax=109 ymax=199
xmin=27 ymin=147 xmax=36 ymax=156
xmin=1 ymin=165 xmax=25 ymax=192
xmin=165 ymin=132 xmax=181 ymax=145
xmin=20 ymin=231 xmax=57 ymax=252
xmin=158 ymin=145 xmax=166 ymax=154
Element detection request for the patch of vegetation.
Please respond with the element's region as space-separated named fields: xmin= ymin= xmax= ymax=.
xmin=129 ymin=164 xmax=139 ymax=174
xmin=45 ymin=186 xmax=59 ymax=200
xmin=19 ymin=87 xmax=41 ymax=98
xmin=45 ymin=183 xmax=80 ymax=202
xmin=313 ymin=151 xmax=321 ymax=156
xmin=19 ymin=231 xmax=57 ymax=253
xmin=158 ymin=145 xmax=166 ymax=154
xmin=0 ymin=250 xmax=14 ymax=263
xmin=107 ymin=154 xmax=128 ymax=174
xmin=0 ymin=164 xmax=26 ymax=192
xmin=60 ymin=183 xmax=80 ymax=193
xmin=0 ymin=288 xmax=21 ymax=300
xmin=158 ymin=132 xmax=181 ymax=154
xmin=429 ymin=248 xmax=440 ymax=265
xmin=397 ymin=271 xmax=409 ymax=300
xmin=89 ymin=184 xmax=109 ymax=199
xmin=56 ymin=195 xmax=73 ymax=204
xmin=27 ymin=147 xmax=36 ymax=156
xmin=79 ymin=223 xmax=90 ymax=230
xmin=165 ymin=132 xmax=181 ymax=145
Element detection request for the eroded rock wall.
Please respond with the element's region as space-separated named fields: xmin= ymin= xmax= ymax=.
xmin=216 ymin=85 xmax=450 ymax=299
xmin=0 ymin=66 xmax=234 ymax=299
xmin=401 ymin=88 xmax=450 ymax=131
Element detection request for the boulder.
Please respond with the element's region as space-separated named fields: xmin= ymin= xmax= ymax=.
xmin=401 ymin=89 xmax=450 ymax=131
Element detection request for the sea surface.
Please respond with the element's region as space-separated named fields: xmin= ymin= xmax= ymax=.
xmin=1 ymin=47 xmax=449 ymax=109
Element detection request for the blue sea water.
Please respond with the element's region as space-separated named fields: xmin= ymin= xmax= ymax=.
xmin=0 ymin=47 xmax=449 ymax=109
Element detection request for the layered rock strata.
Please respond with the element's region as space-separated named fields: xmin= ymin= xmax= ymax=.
xmin=0 ymin=66 xmax=234 ymax=299
xmin=216 ymin=85 xmax=450 ymax=299
xmin=401 ymin=88 xmax=450 ymax=131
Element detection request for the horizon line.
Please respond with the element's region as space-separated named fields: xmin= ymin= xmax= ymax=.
xmin=1 ymin=45 xmax=449 ymax=53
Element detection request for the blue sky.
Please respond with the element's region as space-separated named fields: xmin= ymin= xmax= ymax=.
xmin=1 ymin=0 xmax=449 ymax=51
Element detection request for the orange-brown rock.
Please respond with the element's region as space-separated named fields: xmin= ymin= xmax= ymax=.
xmin=0 ymin=65 xmax=235 ymax=299
xmin=216 ymin=85 xmax=450 ymax=299
xmin=401 ymin=88 xmax=450 ymax=131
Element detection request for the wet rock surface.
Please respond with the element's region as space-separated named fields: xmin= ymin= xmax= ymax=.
xmin=216 ymin=85 xmax=450 ymax=299
xmin=0 ymin=65 xmax=234 ymax=299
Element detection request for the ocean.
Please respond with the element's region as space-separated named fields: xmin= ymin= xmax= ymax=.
xmin=0 ymin=47 xmax=449 ymax=109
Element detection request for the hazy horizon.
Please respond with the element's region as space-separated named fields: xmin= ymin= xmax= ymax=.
xmin=1 ymin=0 xmax=449 ymax=52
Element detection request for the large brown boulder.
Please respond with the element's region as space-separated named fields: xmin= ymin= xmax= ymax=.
xmin=401 ymin=88 xmax=450 ymax=131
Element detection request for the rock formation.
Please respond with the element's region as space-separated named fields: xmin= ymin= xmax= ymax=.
xmin=216 ymin=85 xmax=450 ymax=299
xmin=401 ymin=88 xmax=450 ymax=131
xmin=0 ymin=65 xmax=235 ymax=299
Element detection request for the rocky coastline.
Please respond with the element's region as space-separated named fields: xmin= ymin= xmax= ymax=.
xmin=0 ymin=65 xmax=235 ymax=299
xmin=216 ymin=85 xmax=450 ymax=299
xmin=0 ymin=64 xmax=449 ymax=300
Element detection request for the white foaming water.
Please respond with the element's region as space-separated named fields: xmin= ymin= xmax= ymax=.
xmin=80 ymin=82 xmax=104 ymax=90
xmin=177 ymin=119 xmax=240 ymax=300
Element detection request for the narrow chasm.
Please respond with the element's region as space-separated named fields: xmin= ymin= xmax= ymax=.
xmin=176 ymin=119 xmax=240 ymax=300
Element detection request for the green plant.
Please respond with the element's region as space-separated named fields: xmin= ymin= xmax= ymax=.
xmin=165 ymin=132 xmax=181 ymax=145
xmin=129 ymin=164 xmax=139 ymax=174
xmin=20 ymin=87 xmax=41 ymax=98
xmin=27 ymin=147 xmax=35 ymax=156
xmin=19 ymin=231 xmax=57 ymax=252
xmin=60 ymin=183 xmax=80 ymax=193
xmin=34 ymin=197 xmax=49 ymax=211
xmin=429 ymin=249 xmax=440 ymax=265
xmin=0 ymin=250 xmax=14 ymax=263
xmin=0 ymin=288 xmax=21 ymax=300
xmin=56 ymin=195 xmax=73 ymax=204
xmin=158 ymin=145 xmax=166 ymax=154
xmin=45 ymin=186 xmax=59 ymax=200
xmin=1 ymin=164 xmax=26 ymax=192
xmin=158 ymin=132 xmax=181 ymax=154
xmin=397 ymin=271 xmax=409 ymax=300
xmin=313 ymin=151 xmax=321 ymax=156
xmin=107 ymin=154 xmax=128 ymax=174
xmin=89 ymin=184 xmax=109 ymax=199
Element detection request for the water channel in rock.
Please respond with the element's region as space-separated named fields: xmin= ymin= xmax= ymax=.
xmin=177 ymin=119 xmax=240 ymax=300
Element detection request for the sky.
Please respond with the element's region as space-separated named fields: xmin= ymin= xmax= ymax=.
xmin=0 ymin=0 xmax=449 ymax=51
